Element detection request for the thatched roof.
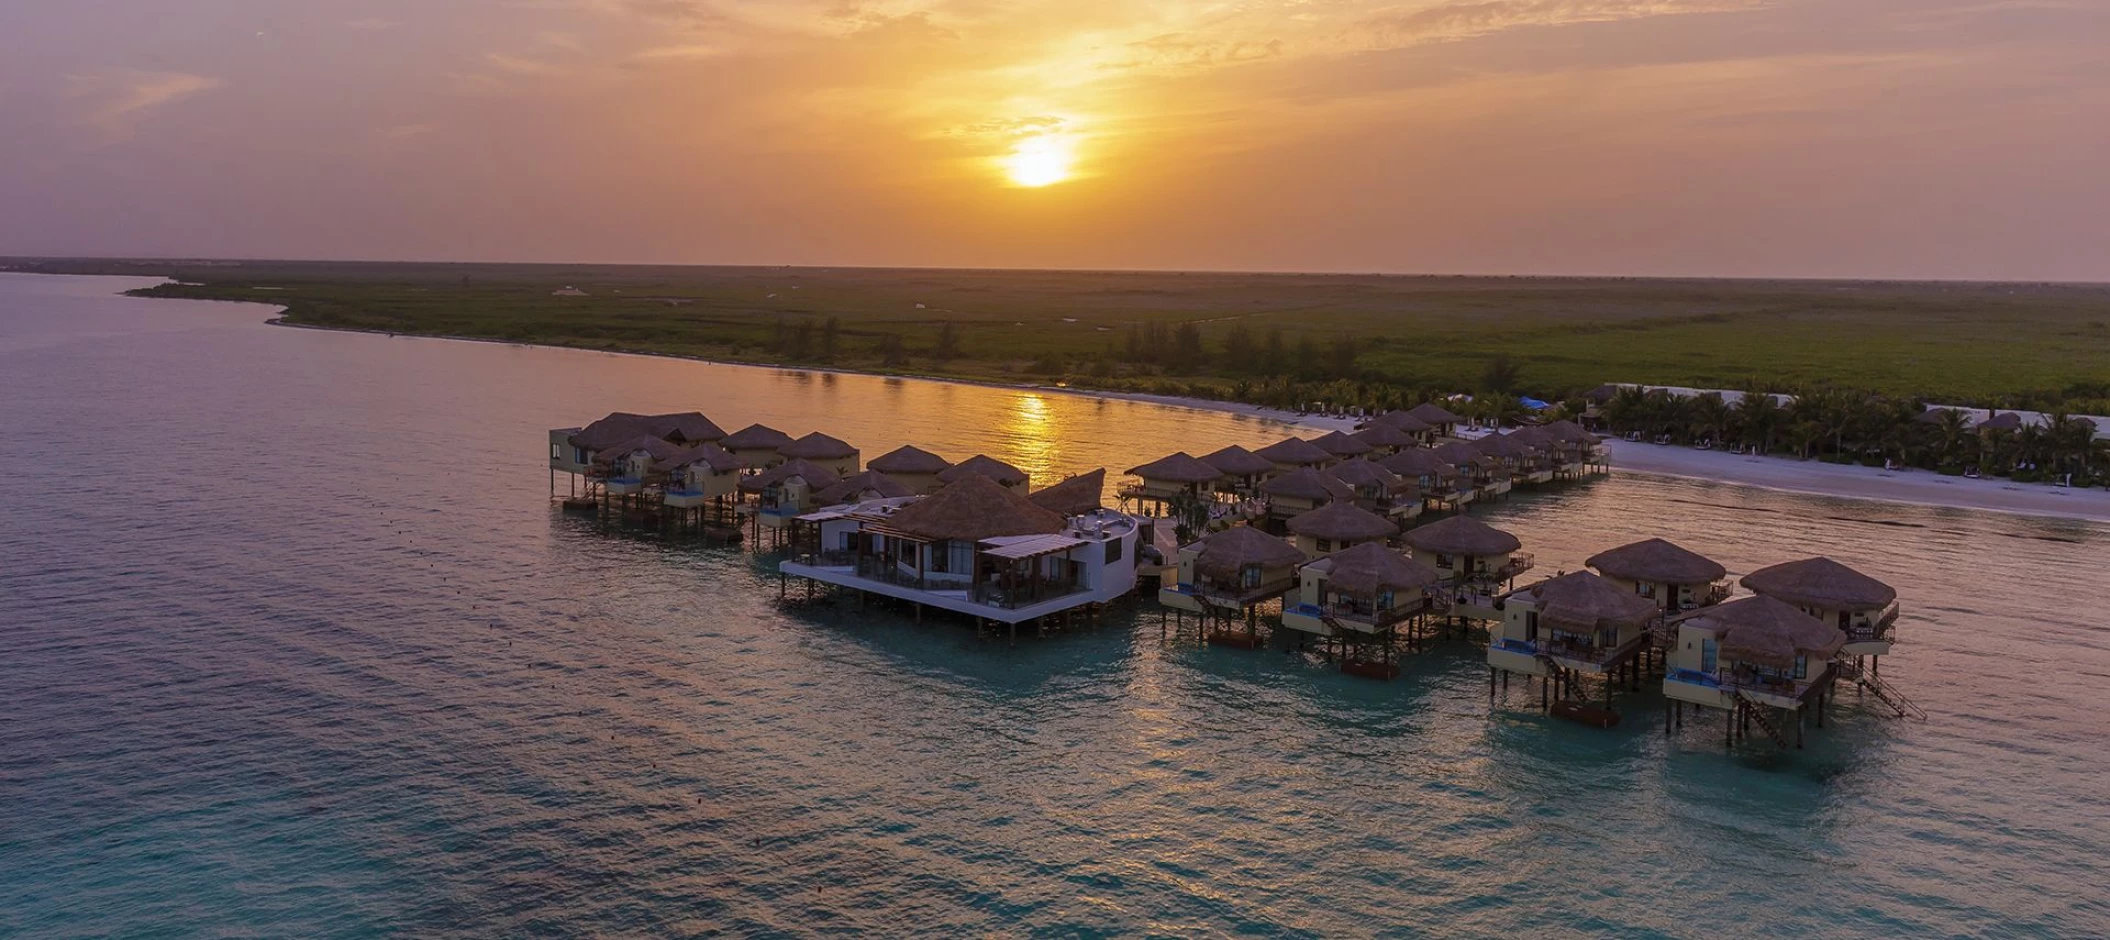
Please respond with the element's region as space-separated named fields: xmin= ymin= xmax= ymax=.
xmin=937 ymin=454 xmax=1030 ymax=486
xmin=1189 ymin=526 xmax=1307 ymax=580
xmin=1587 ymin=538 xmax=1725 ymax=585
xmin=721 ymin=423 xmax=795 ymax=450
xmin=1541 ymin=419 xmax=1597 ymax=444
xmin=1585 ymin=383 xmax=1622 ymax=403
xmin=737 ymin=458 xmax=843 ymax=492
xmin=1977 ymin=412 xmax=2023 ymax=432
xmin=1430 ymin=441 xmax=1485 ymax=466
xmin=1351 ymin=424 xmax=1420 ymax=450
xmin=780 ymin=431 xmax=859 ymax=460
xmin=1028 ymin=469 xmax=1106 ymax=516
xmin=883 ymin=473 xmax=1065 ymax=542
xmin=645 ymin=412 xmax=725 ymax=443
xmin=1308 ymin=541 xmax=1440 ymax=597
xmin=1913 ymin=407 xmax=1961 ymax=426
xmin=1127 ymin=452 xmax=1224 ymax=484
xmin=1327 ymin=458 xmax=1410 ymax=494
xmin=1408 ymin=402 xmax=1465 ymax=425
xmin=869 ymin=444 xmax=953 ymax=475
xmin=1308 ymin=430 xmax=1374 ymax=457
xmin=1260 ymin=467 xmax=1355 ymax=502
xmin=1380 ymin=448 xmax=1458 ymax=480
xmin=571 ymin=412 xmax=654 ymax=451
xmin=1403 ymin=514 xmax=1521 ymax=556
xmin=1679 ymin=596 xmax=1846 ymax=669
xmin=590 ymin=434 xmax=685 ymax=465
xmin=816 ymin=470 xmax=914 ymax=504
xmin=1515 ymin=572 xmax=1659 ymax=631
xmin=1741 ymin=557 xmax=1896 ymax=610
xmin=1474 ymin=432 xmax=1534 ymax=460
xmin=1286 ymin=501 xmax=1399 ymax=542
xmin=1367 ymin=410 xmax=1434 ymax=433
xmin=1200 ymin=444 xmax=1276 ymax=477
xmin=667 ymin=442 xmax=741 ymax=473
xmin=1254 ymin=436 xmax=1333 ymax=466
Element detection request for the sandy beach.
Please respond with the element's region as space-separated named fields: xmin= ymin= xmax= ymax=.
xmin=1601 ymin=438 xmax=2110 ymax=523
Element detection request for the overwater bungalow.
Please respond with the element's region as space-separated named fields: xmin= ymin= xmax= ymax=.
xmin=590 ymin=435 xmax=686 ymax=498
xmin=1660 ymin=596 xmax=1848 ymax=748
xmin=1380 ymin=448 xmax=1469 ymax=511
xmin=1432 ymin=440 xmax=1510 ymax=498
xmin=1199 ymin=444 xmax=1278 ymax=497
xmin=1254 ymin=436 xmax=1335 ymax=472
xmin=549 ymin=411 xmax=725 ymax=497
xmin=1540 ymin=420 xmax=1610 ymax=477
xmin=1157 ymin=525 xmax=1307 ymax=645
xmin=1493 ymin=428 xmax=1558 ymax=484
xmin=1487 ymin=572 xmax=1661 ymax=712
xmin=739 ymin=458 xmax=842 ymax=534
xmin=721 ymin=423 xmax=796 ymax=469
xmin=1406 ymin=402 xmax=1465 ymax=439
xmin=815 ymin=470 xmax=915 ymax=506
xmin=1349 ymin=422 xmax=1421 ymax=457
xmin=779 ymin=431 xmax=861 ymax=475
xmin=1308 ymin=430 xmax=1374 ymax=461
xmin=1325 ymin=458 xmax=1423 ymax=523
xmin=779 ymin=474 xmax=1142 ymax=632
xmin=1285 ymin=500 xmax=1398 ymax=557
xmin=1259 ymin=467 xmax=1355 ymax=525
xmin=1280 ymin=542 xmax=1445 ymax=677
xmin=662 ymin=442 xmax=744 ymax=524
xmin=938 ymin=454 xmax=1033 ymax=493
xmin=1121 ymin=452 xmax=1224 ymax=518
xmin=1472 ymin=432 xmax=1538 ymax=484
xmin=1585 ymin=538 xmax=1730 ymax=615
xmin=867 ymin=444 xmax=953 ymax=495
xmin=1364 ymin=409 xmax=1437 ymax=445
xmin=1740 ymin=557 xmax=1899 ymax=663
xmin=1402 ymin=514 xmax=1531 ymax=620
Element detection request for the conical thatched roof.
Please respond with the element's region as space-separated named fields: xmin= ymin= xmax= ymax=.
xmin=645 ymin=412 xmax=725 ymax=443
xmin=1127 ymin=452 xmax=1224 ymax=484
xmin=1351 ymin=424 xmax=1420 ymax=450
xmin=815 ymin=470 xmax=914 ymax=504
xmin=1286 ymin=501 xmax=1399 ymax=542
xmin=1367 ymin=410 xmax=1434 ymax=433
xmin=1741 ymin=557 xmax=1896 ymax=609
xmin=1200 ymin=444 xmax=1276 ymax=477
xmin=1507 ymin=425 xmax=1554 ymax=446
xmin=1028 ymin=469 xmax=1106 ymax=516
xmin=780 ymin=431 xmax=859 ymax=460
xmin=737 ymin=458 xmax=842 ymax=492
xmin=1260 ymin=467 xmax=1355 ymax=502
xmin=937 ymin=454 xmax=1030 ymax=486
xmin=590 ymin=434 xmax=685 ymax=465
xmin=1679 ymin=596 xmax=1846 ymax=669
xmin=1309 ymin=541 xmax=1441 ymax=597
xmin=883 ymin=473 xmax=1065 ymax=542
xmin=721 ymin=423 xmax=795 ymax=450
xmin=1977 ymin=412 xmax=2023 ymax=432
xmin=1380 ymin=448 xmax=1457 ymax=480
xmin=1308 ymin=430 xmax=1374 ymax=458
xmin=571 ymin=412 xmax=654 ymax=450
xmin=1189 ymin=526 xmax=1307 ymax=580
xmin=1404 ymin=514 xmax=1521 ymax=556
xmin=1587 ymin=538 xmax=1725 ymax=585
xmin=1430 ymin=440 xmax=1484 ymax=466
xmin=1327 ymin=458 xmax=1409 ymax=494
xmin=1254 ymin=436 xmax=1333 ymax=466
xmin=667 ymin=442 xmax=741 ymax=473
xmin=1473 ymin=432 xmax=1534 ymax=460
xmin=869 ymin=444 xmax=953 ymax=475
xmin=1408 ymin=402 xmax=1465 ymax=425
xmin=1515 ymin=572 xmax=1659 ymax=631
xmin=1541 ymin=419 xmax=1597 ymax=444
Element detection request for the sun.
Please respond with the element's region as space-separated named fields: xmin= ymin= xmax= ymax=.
xmin=1002 ymin=135 xmax=1075 ymax=188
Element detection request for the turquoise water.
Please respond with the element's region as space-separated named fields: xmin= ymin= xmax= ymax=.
xmin=2 ymin=273 xmax=2106 ymax=937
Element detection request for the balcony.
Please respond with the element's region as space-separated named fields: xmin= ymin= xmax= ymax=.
xmin=1168 ymin=575 xmax=1297 ymax=608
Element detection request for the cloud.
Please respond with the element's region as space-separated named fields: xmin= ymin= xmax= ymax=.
xmin=67 ymin=69 xmax=224 ymax=136
xmin=1365 ymin=0 xmax=1768 ymax=44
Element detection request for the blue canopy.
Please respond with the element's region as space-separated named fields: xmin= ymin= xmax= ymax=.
xmin=1520 ymin=397 xmax=1552 ymax=411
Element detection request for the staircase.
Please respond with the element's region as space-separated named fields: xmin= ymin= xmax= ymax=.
xmin=1734 ymin=690 xmax=1791 ymax=748
xmin=1836 ymin=661 xmax=1929 ymax=721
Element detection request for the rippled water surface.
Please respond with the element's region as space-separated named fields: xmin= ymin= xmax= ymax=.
xmin=3 ymin=273 xmax=2107 ymax=938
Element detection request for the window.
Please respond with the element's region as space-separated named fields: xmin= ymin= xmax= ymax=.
xmin=930 ymin=541 xmax=950 ymax=573
xmin=1318 ymin=539 xmax=1334 ymax=553
xmin=1436 ymin=553 xmax=1454 ymax=569
xmin=551 ymin=443 xmax=562 ymax=460
xmin=1525 ymin=610 xmax=1539 ymax=640
xmin=1793 ymin=655 xmax=1808 ymax=679
xmin=1635 ymin=582 xmax=1656 ymax=598
xmin=1240 ymin=565 xmax=1262 ymax=588
xmin=1701 ymin=638 xmax=1718 ymax=673
xmin=1104 ymin=538 xmax=1124 ymax=565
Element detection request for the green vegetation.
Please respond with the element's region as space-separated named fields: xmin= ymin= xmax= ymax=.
xmin=15 ymin=258 xmax=2110 ymax=415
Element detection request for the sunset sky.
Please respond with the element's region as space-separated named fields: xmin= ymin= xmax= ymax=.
xmin=2 ymin=1 xmax=2106 ymax=279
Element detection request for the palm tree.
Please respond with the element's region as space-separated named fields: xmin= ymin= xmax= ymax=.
xmin=1735 ymin=393 xmax=1782 ymax=454
xmin=1602 ymin=386 xmax=1648 ymax=435
xmin=1931 ymin=408 xmax=1973 ymax=468
xmin=1689 ymin=393 xmax=1730 ymax=446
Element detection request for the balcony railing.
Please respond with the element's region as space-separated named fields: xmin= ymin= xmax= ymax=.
xmin=1171 ymin=575 xmax=1297 ymax=607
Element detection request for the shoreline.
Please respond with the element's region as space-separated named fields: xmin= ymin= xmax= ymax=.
xmin=111 ymin=279 xmax=2109 ymax=525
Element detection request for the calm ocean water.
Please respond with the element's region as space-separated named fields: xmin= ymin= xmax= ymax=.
xmin=2 ymin=273 xmax=2106 ymax=938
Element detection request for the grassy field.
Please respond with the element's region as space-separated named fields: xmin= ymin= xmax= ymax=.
xmin=13 ymin=258 xmax=2110 ymax=411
